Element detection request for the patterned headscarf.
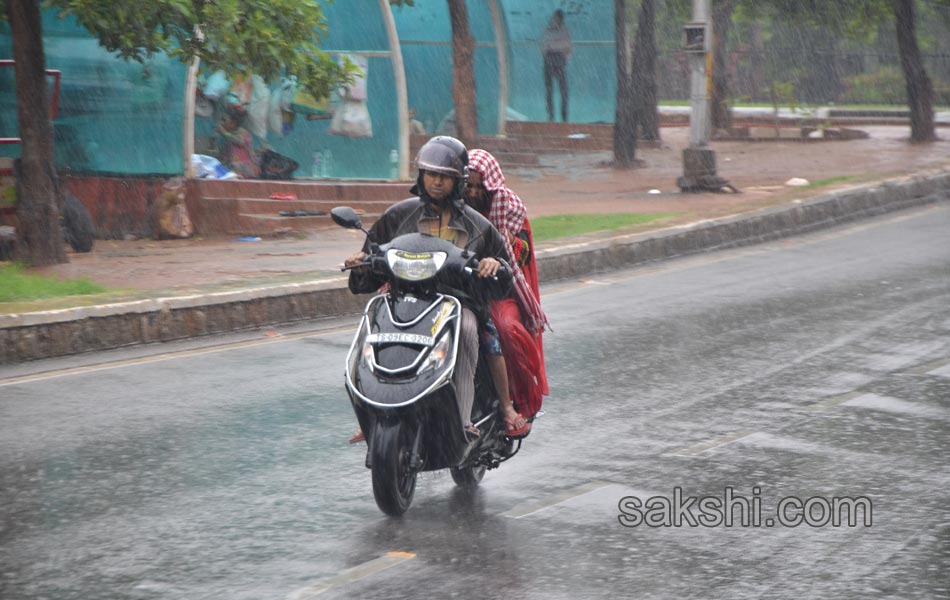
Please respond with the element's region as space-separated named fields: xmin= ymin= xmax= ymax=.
xmin=467 ymin=149 xmax=550 ymax=334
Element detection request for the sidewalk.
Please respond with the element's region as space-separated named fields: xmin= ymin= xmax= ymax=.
xmin=2 ymin=126 xmax=949 ymax=362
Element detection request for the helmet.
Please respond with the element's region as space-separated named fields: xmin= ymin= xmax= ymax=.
xmin=415 ymin=136 xmax=468 ymax=179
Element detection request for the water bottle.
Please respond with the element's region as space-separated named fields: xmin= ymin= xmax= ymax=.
xmin=311 ymin=151 xmax=323 ymax=178
xmin=389 ymin=149 xmax=399 ymax=180
xmin=322 ymin=149 xmax=332 ymax=178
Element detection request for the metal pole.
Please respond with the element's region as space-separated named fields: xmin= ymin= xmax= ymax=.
xmin=678 ymin=0 xmax=732 ymax=192
xmin=688 ymin=0 xmax=711 ymax=148
xmin=380 ymin=0 xmax=410 ymax=180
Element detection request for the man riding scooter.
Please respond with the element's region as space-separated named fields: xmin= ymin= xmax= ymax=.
xmin=344 ymin=136 xmax=511 ymax=438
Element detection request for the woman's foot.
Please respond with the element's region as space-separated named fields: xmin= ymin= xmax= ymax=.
xmin=349 ymin=428 xmax=365 ymax=444
xmin=504 ymin=412 xmax=531 ymax=438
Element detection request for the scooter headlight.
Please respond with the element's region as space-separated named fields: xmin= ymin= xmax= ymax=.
xmin=418 ymin=333 xmax=452 ymax=374
xmin=386 ymin=249 xmax=447 ymax=282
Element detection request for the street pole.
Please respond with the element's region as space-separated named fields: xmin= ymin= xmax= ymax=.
xmin=678 ymin=0 xmax=733 ymax=192
xmin=688 ymin=0 xmax=711 ymax=148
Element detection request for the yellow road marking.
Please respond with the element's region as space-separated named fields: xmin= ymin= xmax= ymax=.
xmin=0 ymin=325 xmax=351 ymax=387
xmin=284 ymin=551 xmax=415 ymax=599
xmin=665 ymin=431 xmax=756 ymax=457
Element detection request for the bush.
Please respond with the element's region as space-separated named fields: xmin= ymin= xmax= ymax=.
xmin=841 ymin=67 xmax=907 ymax=105
xmin=935 ymin=79 xmax=950 ymax=107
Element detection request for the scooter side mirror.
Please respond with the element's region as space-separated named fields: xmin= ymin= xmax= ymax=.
xmin=331 ymin=206 xmax=363 ymax=230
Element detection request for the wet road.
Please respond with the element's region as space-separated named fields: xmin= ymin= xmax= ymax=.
xmin=2 ymin=201 xmax=949 ymax=599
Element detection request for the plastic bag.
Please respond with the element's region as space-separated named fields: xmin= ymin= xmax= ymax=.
xmin=245 ymin=75 xmax=270 ymax=139
xmin=269 ymin=77 xmax=298 ymax=136
xmin=203 ymin=70 xmax=230 ymax=100
xmin=195 ymin=88 xmax=214 ymax=119
xmin=228 ymin=75 xmax=254 ymax=106
xmin=340 ymin=54 xmax=368 ymax=101
xmin=259 ymin=150 xmax=299 ymax=180
xmin=329 ymin=99 xmax=372 ymax=138
xmin=292 ymin=88 xmax=330 ymax=116
xmin=191 ymin=154 xmax=238 ymax=180
xmin=279 ymin=76 xmax=298 ymax=111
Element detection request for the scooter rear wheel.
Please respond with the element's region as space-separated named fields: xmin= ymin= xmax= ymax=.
xmin=371 ymin=420 xmax=417 ymax=516
xmin=450 ymin=463 xmax=486 ymax=487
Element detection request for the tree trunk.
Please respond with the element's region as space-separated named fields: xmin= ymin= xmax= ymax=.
xmin=711 ymin=0 xmax=734 ymax=131
xmin=631 ymin=0 xmax=658 ymax=140
xmin=893 ymin=0 xmax=935 ymax=143
xmin=613 ymin=0 xmax=637 ymax=168
xmin=8 ymin=0 xmax=67 ymax=266
xmin=749 ymin=23 xmax=765 ymax=102
xmin=447 ymin=0 xmax=478 ymax=145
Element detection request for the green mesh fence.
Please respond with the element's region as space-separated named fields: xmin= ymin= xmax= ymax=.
xmin=392 ymin=1 xmax=501 ymax=136
xmin=500 ymin=1 xmax=616 ymax=124
xmin=1 ymin=2 xmax=618 ymax=179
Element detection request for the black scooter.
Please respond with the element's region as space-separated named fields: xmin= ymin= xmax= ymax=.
xmin=333 ymin=206 xmax=524 ymax=516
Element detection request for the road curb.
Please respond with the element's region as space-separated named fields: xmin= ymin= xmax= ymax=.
xmin=536 ymin=171 xmax=950 ymax=281
xmin=2 ymin=170 xmax=948 ymax=363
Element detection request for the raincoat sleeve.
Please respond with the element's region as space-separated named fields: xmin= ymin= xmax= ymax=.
xmin=348 ymin=208 xmax=397 ymax=294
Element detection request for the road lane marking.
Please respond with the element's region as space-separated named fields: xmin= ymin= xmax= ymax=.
xmin=665 ymin=431 xmax=756 ymax=458
xmin=804 ymin=390 xmax=866 ymax=412
xmin=284 ymin=551 xmax=416 ymax=599
xmin=0 ymin=325 xmax=352 ymax=388
xmin=908 ymin=357 xmax=950 ymax=375
xmin=927 ymin=364 xmax=950 ymax=378
xmin=841 ymin=393 xmax=950 ymax=420
xmin=501 ymin=481 xmax=612 ymax=519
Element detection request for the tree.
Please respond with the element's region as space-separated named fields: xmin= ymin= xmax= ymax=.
xmin=736 ymin=0 xmax=941 ymax=142
xmin=614 ymin=0 xmax=638 ymax=168
xmin=446 ymin=0 xmax=478 ymax=144
xmin=6 ymin=0 xmax=65 ymax=265
xmin=893 ymin=0 xmax=935 ymax=142
xmin=711 ymin=0 xmax=734 ymax=131
xmin=631 ymin=0 xmax=659 ymax=140
xmin=2 ymin=0 xmax=351 ymax=266
xmin=389 ymin=0 xmax=477 ymax=144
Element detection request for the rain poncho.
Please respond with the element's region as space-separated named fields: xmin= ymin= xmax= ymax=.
xmin=468 ymin=149 xmax=549 ymax=334
xmin=467 ymin=149 xmax=550 ymax=417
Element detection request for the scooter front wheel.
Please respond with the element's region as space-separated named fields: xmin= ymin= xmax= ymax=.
xmin=371 ymin=420 xmax=417 ymax=516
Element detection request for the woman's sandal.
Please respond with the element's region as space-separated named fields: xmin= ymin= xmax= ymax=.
xmin=504 ymin=413 xmax=532 ymax=438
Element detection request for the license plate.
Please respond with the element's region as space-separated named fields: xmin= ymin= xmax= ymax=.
xmin=366 ymin=333 xmax=435 ymax=346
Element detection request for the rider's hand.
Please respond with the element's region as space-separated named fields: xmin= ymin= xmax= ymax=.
xmin=344 ymin=251 xmax=369 ymax=271
xmin=477 ymin=257 xmax=500 ymax=278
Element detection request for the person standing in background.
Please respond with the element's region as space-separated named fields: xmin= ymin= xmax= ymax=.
xmin=540 ymin=9 xmax=572 ymax=122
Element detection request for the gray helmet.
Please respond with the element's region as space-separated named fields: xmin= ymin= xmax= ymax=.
xmin=415 ymin=136 xmax=469 ymax=179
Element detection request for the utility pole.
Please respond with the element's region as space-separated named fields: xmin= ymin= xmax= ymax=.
xmin=678 ymin=0 xmax=734 ymax=192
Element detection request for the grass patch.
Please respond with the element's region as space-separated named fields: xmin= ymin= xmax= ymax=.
xmin=0 ymin=263 xmax=106 ymax=302
xmin=532 ymin=213 xmax=680 ymax=242
xmin=806 ymin=175 xmax=857 ymax=189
